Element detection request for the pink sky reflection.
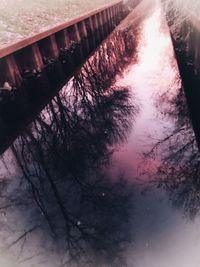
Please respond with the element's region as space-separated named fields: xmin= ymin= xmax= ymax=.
xmin=110 ymin=6 xmax=181 ymax=182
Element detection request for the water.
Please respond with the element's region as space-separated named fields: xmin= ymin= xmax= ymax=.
xmin=0 ymin=1 xmax=200 ymax=266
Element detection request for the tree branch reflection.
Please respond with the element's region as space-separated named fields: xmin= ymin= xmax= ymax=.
xmin=1 ymin=27 xmax=139 ymax=266
xmin=146 ymin=84 xmax=200 ymax=218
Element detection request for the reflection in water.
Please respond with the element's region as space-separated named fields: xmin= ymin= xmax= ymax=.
xmin=1 ymin=1 xmax=200 ymax=267
xmin=147 ymin=84 xmax=200 ymax=218
xmin=0 ymin=23 xmax=138 ymax=267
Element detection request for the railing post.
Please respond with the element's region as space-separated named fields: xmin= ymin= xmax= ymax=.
xmin=67 ymin=24 xmax=83 ymax=63
xmin=84 ymin=18 xmax=94 ymax=52
xmin=118 ymin=3 xmax=123 ymax=22
xmin=63 ymin=29 xmax=70 ymax=48
xmin=115 ymin=4 xmax=119 ymax=24
xmin=110 ymin=7 xmax=114 ymax=28
xmin=74 ymin=24 xmax=81 ymax=43
xmin=102 ymin=10 xmax=109 ymax=35
xmin=89 ymin=17 xmax=97 ymax=49
xmin=113 ymin=5 xmax=117 ymax=26
xmin=38 ymin=34 xmax=60 ymax=61
xmin=106 ymin=8 xmax=112 ymax=33
xmin=49 ymin=35 xmax=60 ymax=58
xmin=97 ymin=12 xmax=105 ymax=40
xmin=55 ymin=30 xmax=70 ymax=50
xmin=77 ymin=20 xmax=90 ymax=55
xmin=68 ymin=24 xmax=80 ymax=43
xmin=31 ymin=43 xmax=44 ymax=70
xmin=5 ymin=55 xmax=22 ymax=87
xmin=93 ymin=15 xmax=101 ymax=44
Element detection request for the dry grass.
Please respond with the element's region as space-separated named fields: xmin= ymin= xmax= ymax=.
xmin=0 ymin=0 xmax=114 ymax=48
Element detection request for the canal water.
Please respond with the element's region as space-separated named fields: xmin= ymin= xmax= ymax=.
xmin=0 ymin=1 xmax=200 ymax=267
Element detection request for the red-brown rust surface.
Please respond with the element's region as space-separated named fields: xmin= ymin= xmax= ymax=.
xmin=0 ymin=0 xmax=122 ymax=59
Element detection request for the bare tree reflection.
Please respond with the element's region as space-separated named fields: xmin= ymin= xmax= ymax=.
xmin=0 ymin=25 xmax=138 ymax=155
xmin=1 ymin=29 xmax=138 ymax=267
xmin=145 ymin=84 xmax=200 ymax=218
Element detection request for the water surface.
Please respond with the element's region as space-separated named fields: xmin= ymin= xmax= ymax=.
xmin=1 ymin=2 xmax=200 ymax=267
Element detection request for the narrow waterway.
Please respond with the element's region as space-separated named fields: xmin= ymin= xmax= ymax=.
xmin=111 ymin=5 xmax=200 ymax=267
xmin=0 ymin=1 xmax=200 ymax=267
